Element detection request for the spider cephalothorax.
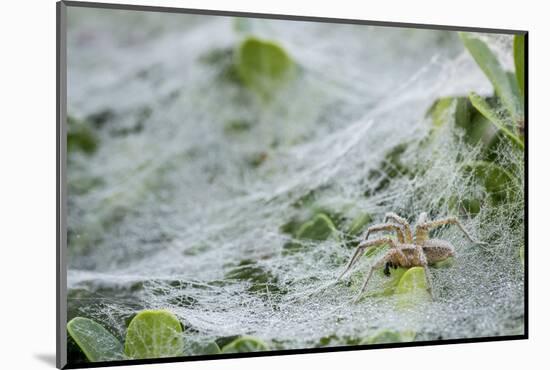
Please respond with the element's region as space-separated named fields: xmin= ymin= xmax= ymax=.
xmin=338 ymin=212 xmax=486 ymax=301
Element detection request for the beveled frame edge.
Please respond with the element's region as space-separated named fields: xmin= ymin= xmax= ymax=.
xmin=61 ymin=0 xmax=528 ymax=34
xmin=56 ymin=1 xmax=529 ymax=369
xmin=57 ymin=1 xmax=68 ymax=368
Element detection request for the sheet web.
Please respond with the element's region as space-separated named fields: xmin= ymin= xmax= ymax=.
xmin=66 ymin=8 xmax=524 ymax=355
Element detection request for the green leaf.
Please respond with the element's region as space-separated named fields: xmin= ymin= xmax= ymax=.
xmin=235 ymin=37 xmax=295 ymax=99
xmin=427 ymin=96 xmax=498 ymax=149
xmin=463 ymin=161 xmax=516 ymax=203
xmin=507 ymin=72 xmax=522 ymax=111
xmin=427 ymin=97 xmax=456 ymax=128
xmin=468 ymin=93 xmax=524 ymax=149
xmin=348 ymin=251 xmax=405 ymax=298
xmin=283 ymin=213 xmax=337 ymax=254
xmin=124 ymin=310 xmax=184 ymax=359
xmin=448 ymin=194 xmax=482 ymax=216
xmin=360 ymin=330 xmax=416 ymax=345
xmin=296 ymin=213 xmax=337 ymax=241
xmin=371 ymin=267 xmax=408 ymax=297
xmin=460 ymin=33 xmax=520 ymax=119
xmin=395 ymin=267 xmax=427 ymax=293
xmin=67 ymin=317 xmax=125 ymax=362
xmin=514 ymin=34 xmax=525 ymax=97
xmin=455 ymin=97 xmax=473 ymax=127
xmin=425 ymin=96 xmax=501 ymax=154
xmin=221 ymin=336 xmax=269 ymax=353
xmin=427 ymin=97 xmax=473 ymax=130
xmin=366 ymin=143 xmax=409 ymax=195
xmin=395 ymin=267 xmax=431 ymax=308
xmin=225 ymin=259 xmax=282 ymax=294
xmin=519 ymin=244 xmax=524 ymax=267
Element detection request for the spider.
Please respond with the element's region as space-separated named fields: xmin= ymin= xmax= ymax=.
xmin=338 ymin=212 xmax=486 ymax=301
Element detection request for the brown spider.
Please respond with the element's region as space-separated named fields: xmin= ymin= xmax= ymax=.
xmin=338 ymin=212 xmax=486 ymax=301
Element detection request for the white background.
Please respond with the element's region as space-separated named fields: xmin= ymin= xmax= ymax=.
xmin=0 ymin=0 xmax=547 ymax=369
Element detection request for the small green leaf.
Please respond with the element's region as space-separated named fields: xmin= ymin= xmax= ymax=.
xmin=317 ymin=334 xmax=339 ymax=347
xmin=468 ymin=93 xmax=524 ymax=149
xmin=235 ymin=37 xmax=295 ymax=99
xmin=347 ymin=213 xmax=373 ymax=236
xmin=279 ymin=217 xmax=304 ymax=236
xmin=221 ymin=336 xmax=269 ymax=353
xmin=200 ymin=342 xmax=221 ymax=355
xmin=67 ymin=317 xmax=125 ymax=362
xmin=360 ymin=330 xmax=416 ymax=345
xmin=245 ymin=152 xmax=268 ymax=168
xmin=433 ymin=257 xmax=454 ymax=269
xmin=514 ymin=34 xmax=525 ymax=97
xmin=186 ymin=341 xmax=221 ymax=356
xmin=296 ymin=213 xmax=337 ymax=241
xmin=124 ymin=310 xmax=184 ymax=360
xmin=460 ymin=33 xmax=520 ymax=119
xmin=224 ymin=119 xmax=252 ymax=134
xmin=182 ymin=243 xmax=210 ymax=256
xmin=67 ymin=116 xmax=99 ymax=155
xmin=234 ymin=18 xmax=252 ymax=33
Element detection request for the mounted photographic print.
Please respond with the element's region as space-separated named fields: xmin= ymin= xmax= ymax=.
xmin=56 ymin=1 xmax=528 ymax=368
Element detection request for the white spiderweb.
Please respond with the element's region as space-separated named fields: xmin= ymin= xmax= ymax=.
xmin=66 ymin=7 xmax=524 ymax=356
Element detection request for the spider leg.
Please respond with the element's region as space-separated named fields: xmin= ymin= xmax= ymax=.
xmin=354 ymin=247 xmax=407 ymax=302
xmin=418 ymin=251 xmax=434 ymax=299
xmin=383 ymin=212 xmax=413 ymax=243
xmin=364 ymin=223 xmax=405 ymax=243
xmin=384 ymin=245 xmax=414 ymax=275
xmin=416 ymin=217 xmax=486 ymax=245
xmin=383 ymin=263 xmax=391 ymax=276
xmin=354 ymin=269 xmax=375 ymax=302
xmin=338 ymin=237 xmax=395 ymax=281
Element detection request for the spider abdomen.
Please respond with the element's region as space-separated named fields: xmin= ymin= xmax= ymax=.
xmin=422 ymin=239 xmax=455 ymax=263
